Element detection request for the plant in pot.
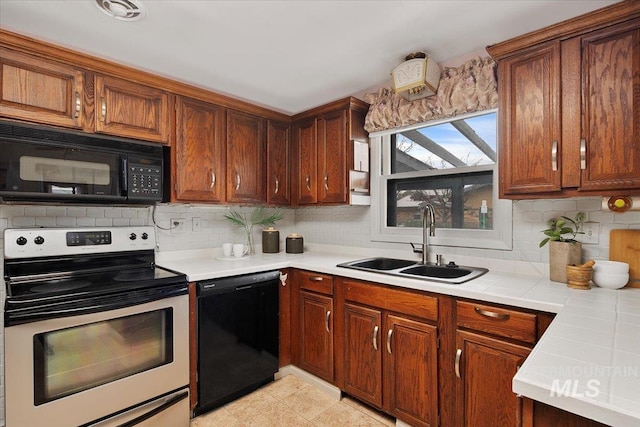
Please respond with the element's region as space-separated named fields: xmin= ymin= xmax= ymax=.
xmin=224 ymin=207 xmax=284 ymax=255
xmin=540 ymin=212 xmax=586 ymax=283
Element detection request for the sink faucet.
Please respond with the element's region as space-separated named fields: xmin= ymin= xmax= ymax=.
xmin=421 ymin=204 xmax=436 ymax=264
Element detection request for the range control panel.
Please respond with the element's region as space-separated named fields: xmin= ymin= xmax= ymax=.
xmin=4 ymin=226 xmax=156 ymax=259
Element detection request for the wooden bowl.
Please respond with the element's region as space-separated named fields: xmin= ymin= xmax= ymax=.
xmin=566 ymin=265 xmax=593 ymax=290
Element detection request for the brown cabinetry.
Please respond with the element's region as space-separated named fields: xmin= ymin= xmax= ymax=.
xmin=295 ymin=270 xmax=334 ymax=382
xmin=292 ymin=97 xmax=368 ymax=205
xmin=173 ymin=96 xmax=226 ymax=202
xmin=94 ymin=75 xmax=170 ymax=143
xmin=266 ymin=120 xmax=291 ymax=205
xmin=488 ymin=3 xmax=640 ymax=198
xmin=0 ymin=48 xmax=85 ymax=129
xmin=226 ymin=109 xmax=266 ymax=203
xmin=339 ymin=278 xmax=438 ymax=427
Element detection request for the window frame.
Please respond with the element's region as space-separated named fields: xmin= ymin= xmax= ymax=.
xmin=369 ymin=109 xmax=513 ymax=251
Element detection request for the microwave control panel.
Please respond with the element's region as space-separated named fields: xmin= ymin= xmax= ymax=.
xmin=128 ymin=157 xmax=162 ymax=200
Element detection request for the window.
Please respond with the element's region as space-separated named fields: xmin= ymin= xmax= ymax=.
xmin=370 ymin=110 xmax=512 ymax=250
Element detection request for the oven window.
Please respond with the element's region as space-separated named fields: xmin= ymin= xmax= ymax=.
xmin=33 ymin=308 xmax=173 ymax=405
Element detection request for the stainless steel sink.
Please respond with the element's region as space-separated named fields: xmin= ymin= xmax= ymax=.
xmin=337 ymin=257 xmax=488 ymax=284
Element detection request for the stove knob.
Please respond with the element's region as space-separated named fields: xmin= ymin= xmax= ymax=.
xmin=129 ymin=233 xmax=137 ymax=241
xmin=34 ymin=236 xmax=45 ymax=245
xmin=16 ymin=236 xmax=27 ymax=246
xmin=141 ymin=232 xmax=149 ymax=240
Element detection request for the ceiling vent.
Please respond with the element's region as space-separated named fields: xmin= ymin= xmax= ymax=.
xmin=94 ymin=0 xmax=146 ymax=21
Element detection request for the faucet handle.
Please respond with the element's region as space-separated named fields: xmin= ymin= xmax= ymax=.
xmin=410 ymin=242 xmax=424 ymax=254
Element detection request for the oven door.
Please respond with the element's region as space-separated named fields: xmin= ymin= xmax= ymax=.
xmin=4 ymin=294 xmax=189 ymax=427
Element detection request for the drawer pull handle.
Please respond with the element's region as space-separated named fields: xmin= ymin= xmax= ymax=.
xmin=325 ymin=310 xmax=331 ymax=332
xmin=74 ymin=92 xmax=81 ymax=118
xmin=580 ymin=138 xmax=586 ymax=170
xmin=373 ymin=325 xmax=379 ymax=351
xmin=275 ymin=177 xmax=279 ymax=194
xmin=308 ymin=276 xmax=324 ymax=282
xmin=386 ymin=328 xmax=393 ymax=354
xmin=455 ymin=348 xmax=462 ymax=378
xmin=551 ymin=140 xmax=558 ymax=171
xmin=474 ymin=307 xmax=510 ymax=320
xmin=100 ymin=97 xmax=107 ymax=122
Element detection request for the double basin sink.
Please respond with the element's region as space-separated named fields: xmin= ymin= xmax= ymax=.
xmin=337 ymin=257 xmax=488 ymax=284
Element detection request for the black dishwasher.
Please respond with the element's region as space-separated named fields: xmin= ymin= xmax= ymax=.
xmin=195 ymin=270 xmax=280 ymax=416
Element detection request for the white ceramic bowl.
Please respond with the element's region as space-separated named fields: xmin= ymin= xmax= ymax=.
xmin=592 ymin=270 xmax=629 ymax=289
xmin=593 ymin=260 xmax=629 ymax=274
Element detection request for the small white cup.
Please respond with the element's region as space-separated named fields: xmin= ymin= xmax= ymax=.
xmin=233 ymin=243 xmax=247 ymax=258
xmin=222 ymin=243 xmax=233 ymax=257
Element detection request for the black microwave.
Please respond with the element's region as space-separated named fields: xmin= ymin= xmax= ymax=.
xmin=0 ymin=121 xmax=165 ymax=204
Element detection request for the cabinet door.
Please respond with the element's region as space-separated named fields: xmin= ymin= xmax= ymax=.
xmin=266 ymin=120 xmax=291 ymax=205
xmin=0 ymin=48 xmax=84 ymax=129
xmin=384 ymin=314 xmax=438 ymax=427
xmin=226 ymin=110 xmax=265 ymax=203
xmin=293 ymin=118 xmax=318 ymax=205
xmin=456 ymin=330 xmax=531 ymax=427
xmin=318 ymin=109 xmax=348 ymax=204
xmin=299 ymin=291 xmax=333 ymax=382
xmin=95 ymin=75 xmax=169 ymax=143
xmin=498 ymin=40 xmax=562 ymax=197
xmin=174 ymin=96 xmax=225 ymax=202
xmin=580 ymin=18 xmax=640 ymax=191
xmin=343 ymin=303 xmax=383 ymax=408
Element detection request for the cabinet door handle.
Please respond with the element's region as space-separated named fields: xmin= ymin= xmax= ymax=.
xmin=373 ymin=325 xmax=379 ymax=351
xmin=455 ymin=348 xmax=462 ymax=378
xmin=74 ymin=92 xmax=81 ymax=118
xmin=235 ymin=173 xmax=241 ymax=191
xmin=324 ymin=173 xmax=329 ymax=191
xmin=274 ymin=177 xmax=279 ymax=194
xmin=308 ymin=276 xmax=324 ymax=282
xmin=210 ymin=172 xmax=216 ymax=189
xmin=100 ymin=97 xmax=107 ymax=122
xmin=474 ymin=306 xmax=510 ymax=320
xmin=551 ymin=140 xmax=558 ymax=171
xmin=386 ymin=328 xmax=393 ymax=354
xmin=325 ymin=310 xmax=331 ymax=333
xmin=580 ymin=138 xmax=586 ymax=170
xmin=305 ymin=174 xmax=311 ymax=191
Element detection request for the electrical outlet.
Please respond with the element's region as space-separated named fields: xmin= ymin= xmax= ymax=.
xmin=192 ymin=217 xmax=201 ymax=232
xmin=580 ymin=221 xmax=599 ymax=245
xmin=171 ymin=218 xmax=185 ymax=234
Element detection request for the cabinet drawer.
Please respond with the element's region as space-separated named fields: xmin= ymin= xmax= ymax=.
xmin=298 ymin=270 xmax=333 ymax=295
xmin=456 ymin=300 xmax=537 ymax=344
xmin=343 ymin=279 xmax=437 ymax=322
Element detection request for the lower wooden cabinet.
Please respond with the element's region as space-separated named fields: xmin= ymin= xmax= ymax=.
xmin=299 ymin=290 xmax=334 ymax=381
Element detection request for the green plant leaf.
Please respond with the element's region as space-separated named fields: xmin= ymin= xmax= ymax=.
xmin=539 ymin=237 xmax=550 ymax=247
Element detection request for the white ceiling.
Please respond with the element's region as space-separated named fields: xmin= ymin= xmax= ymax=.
xmin=0 ymin=0 xmax=619 ymax=115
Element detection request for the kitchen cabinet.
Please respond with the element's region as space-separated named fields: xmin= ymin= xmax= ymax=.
xmin=339 ymin=278 xmax=438 ymax=427
xmin=266 ymin=120 xmax=291 ymax=205
xmin=487 ymin=4 xmax=640 ymax=198
xmin=173 ymin=96 xmax=226 ymax=202
xmin=295 ymin=270 xmax=334 ymax=382
xmin=0 ymin=48 xmax=85 ymax=129
xmin=454 ymin=300 xmax=537 ymax=427
xmin=225 ymin=109 xmax=266 ymax=203
xmin=94 ymin=74 xmax=170 ymax=143
xmin=292 ymin=97 xmax=368 ymax=206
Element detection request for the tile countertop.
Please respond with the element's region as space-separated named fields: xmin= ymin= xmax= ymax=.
xmin=156 ymin=249 xmax=640 ymax=426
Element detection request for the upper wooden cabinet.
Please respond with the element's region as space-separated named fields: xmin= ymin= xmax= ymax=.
xmin=0 ymin=48 xmax=85 ymax=129
xmin=94 ymin=75 xmax=170 ymax=144
xmin=173 ymin=96 xmax=226 ymax=202
xmin=225 ymin=109 xmax=266 ymax=203
xmin=488 ymin=3 xmax=640 ymax=198
xmin=266 ymin=120 xmax=291 ymax=205
xmin=292 ymin=97 xmax=368 ymax=206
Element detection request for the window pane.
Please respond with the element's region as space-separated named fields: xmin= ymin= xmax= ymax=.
xmin=387 ymin=171 xmax=493 ymax=230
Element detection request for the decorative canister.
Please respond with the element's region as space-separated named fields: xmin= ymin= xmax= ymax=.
xmin=286 ymin=233 xmax=304 ymax=254
xmin=262 ymin=227 xmax=280 ymax=253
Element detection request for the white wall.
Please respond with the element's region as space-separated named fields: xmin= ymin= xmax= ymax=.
xmin=0 ymin=198 xmax=639 ymax=425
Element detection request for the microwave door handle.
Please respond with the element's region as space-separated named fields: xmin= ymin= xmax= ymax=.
xmin=121 ymin=157 xmax=128 ymax=195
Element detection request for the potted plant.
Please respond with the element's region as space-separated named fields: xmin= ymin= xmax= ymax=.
xmin=540 ymin=212 xmax=586 ymax=283
xmin=224 ymin=207 xmax=284 ymax=255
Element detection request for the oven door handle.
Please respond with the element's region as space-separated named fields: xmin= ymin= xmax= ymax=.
xmin=116 ymin=390 xmax=189 ymax=427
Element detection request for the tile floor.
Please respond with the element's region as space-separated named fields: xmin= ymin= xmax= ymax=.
xmin=190 ymin=375 xmax=396 ymax=427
